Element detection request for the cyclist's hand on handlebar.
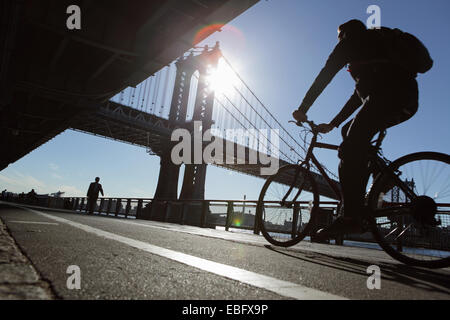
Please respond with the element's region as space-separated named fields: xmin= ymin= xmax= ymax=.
xmin=292 ymin=109 xmax=307 ymax=123
xmin=316 ymin=123 xmax=334 ymax=134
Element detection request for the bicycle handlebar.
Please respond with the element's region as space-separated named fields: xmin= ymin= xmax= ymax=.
xmin=288 ymin=119 xmax=319 ymax=133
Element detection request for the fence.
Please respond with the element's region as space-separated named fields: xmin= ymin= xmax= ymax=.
xmin=3 ymin=194 xmax=450 ymax=251
xmin=1 ymin=194 xmax=338 ymax=235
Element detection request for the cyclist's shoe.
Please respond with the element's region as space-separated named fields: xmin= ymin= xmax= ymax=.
xmin=314 ymin=216 xmax=365 ymax=240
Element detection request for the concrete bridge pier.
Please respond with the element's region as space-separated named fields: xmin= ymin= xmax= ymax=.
xmin=178 ymin=163 xmax=207 ymax=225
xmin=148 ymin=146 xmax=181 ymax=221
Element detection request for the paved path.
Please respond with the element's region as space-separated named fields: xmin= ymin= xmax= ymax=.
xmin=0 ymin=213 xmax=53 ymax=299
xmin=1 ymin=202 xmax=449 ymax=300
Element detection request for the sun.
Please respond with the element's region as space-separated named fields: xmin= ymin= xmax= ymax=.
xmin=207 ymin=58 xmax=239 ymax=95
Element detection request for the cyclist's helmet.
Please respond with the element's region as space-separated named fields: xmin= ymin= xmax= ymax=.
xmin=338 ymin=19 xmax=366 ymax=41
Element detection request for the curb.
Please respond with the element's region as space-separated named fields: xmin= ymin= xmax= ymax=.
xmin=0 ymin=217 xmax=55 ymax=300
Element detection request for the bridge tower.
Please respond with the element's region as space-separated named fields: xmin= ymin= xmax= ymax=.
xmin=153 ymin=54 xmax=196 ymax=201
xmin=151 ymin=43 xmax=220 ymax=223
xmin=179 ymin=43 xmax=220 ymax=201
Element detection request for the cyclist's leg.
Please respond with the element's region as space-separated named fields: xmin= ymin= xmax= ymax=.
xmin=340 ymin=120 xmax=353 ymax=140
xmin=340 ymin=78 xmax=418 ymax=220
xmin=316 ymin=108 xmax=384 ymax=237
xmin=339 ymin=98 xmax=387 ymax=219
xmin=337 ymin=119 xmax=352 ymax=211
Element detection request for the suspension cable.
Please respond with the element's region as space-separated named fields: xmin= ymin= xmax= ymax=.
xmin=221 ymin=55 xmax=309 ymax=154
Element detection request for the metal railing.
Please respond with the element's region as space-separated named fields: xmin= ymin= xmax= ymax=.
xmin=1 ymin=194 xmax=338 ymax=235
xmin=3 ymin=194 xmax=449 ymax=251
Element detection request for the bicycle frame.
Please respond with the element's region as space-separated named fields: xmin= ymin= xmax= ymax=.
xmin=260 ymin=121 xmax=450 ymax=267
xmin=281 ymin=127 xmax=341 ymax=206
xmin=283 ymin=122 xmax=417 ymax=212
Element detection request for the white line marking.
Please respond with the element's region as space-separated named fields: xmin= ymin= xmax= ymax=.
xmin=21 ymin=206 xmax=346 ymax=300
xmin=9 ymin=220 xmax=59 ymax=226
xmin=86 ymin=214 xmax=400 ymax=265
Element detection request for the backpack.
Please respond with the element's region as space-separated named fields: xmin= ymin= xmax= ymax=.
xmin=374 ymin=27 xmax=433 ymax=74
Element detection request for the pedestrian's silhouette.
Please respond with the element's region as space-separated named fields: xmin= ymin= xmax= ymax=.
xmin=86 ymin=177 xmax=104 ymax=215
xmin=27 ymin=189 xmax=37 ymax=205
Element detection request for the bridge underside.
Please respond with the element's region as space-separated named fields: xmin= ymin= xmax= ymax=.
xmin=71 ymin=102 xmax=174 ymax=155
xmin=0 ymin=0 xmax=258 ymax=171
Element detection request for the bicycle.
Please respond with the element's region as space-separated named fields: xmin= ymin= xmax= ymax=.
xmin=255 ymin=119 xmax=450 ymax=268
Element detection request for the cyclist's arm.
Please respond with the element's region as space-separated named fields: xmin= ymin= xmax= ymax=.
xmin=298 ymin=41 xmax=349 ymax=114
xmin=329 ymin=90 xmax=362 ymax=128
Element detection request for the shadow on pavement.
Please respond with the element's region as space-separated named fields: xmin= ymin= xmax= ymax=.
xmin=265 ymin=245 xmax=450 ymax=295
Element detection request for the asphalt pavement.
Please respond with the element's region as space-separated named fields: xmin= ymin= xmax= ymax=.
xmin=0 ymin=202 xmax=449 ymax=300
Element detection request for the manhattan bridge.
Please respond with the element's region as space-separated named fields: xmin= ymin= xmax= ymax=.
xmin=71 ymin=42 xmax=338 ymax=202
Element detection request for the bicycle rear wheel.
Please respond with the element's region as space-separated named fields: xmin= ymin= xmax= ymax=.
xmin=367 ymin=152 xmax=450 ymax=268
xmin=256 ymin=164 xmax=319 ymax=247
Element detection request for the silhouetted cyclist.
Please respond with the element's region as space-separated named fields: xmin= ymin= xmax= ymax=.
xmin=293 ymin=19 xmax=433 ymax=238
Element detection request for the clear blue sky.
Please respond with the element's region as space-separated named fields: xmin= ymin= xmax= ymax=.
xmin=1 ymin=0 xmax=449 ymax=200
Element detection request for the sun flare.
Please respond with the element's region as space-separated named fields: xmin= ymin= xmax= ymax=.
xmin=207 ymin=58 xmax=239 ymax=95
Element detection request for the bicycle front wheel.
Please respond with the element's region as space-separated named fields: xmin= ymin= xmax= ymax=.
xmin=367 ymin=152 xmax=450 ymax=268
xmin=256 ymin=164 xmax=319 ymax=247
